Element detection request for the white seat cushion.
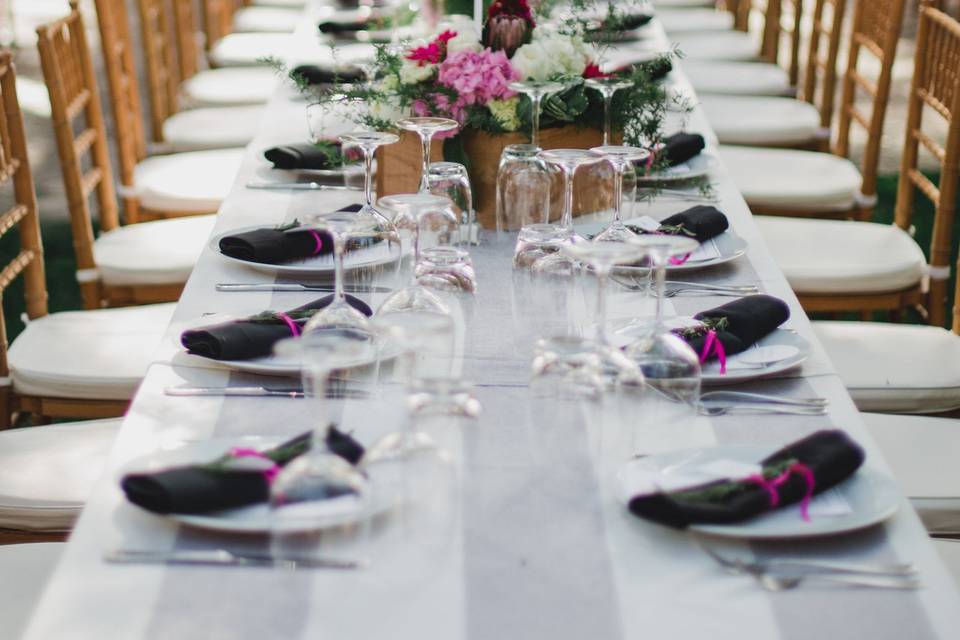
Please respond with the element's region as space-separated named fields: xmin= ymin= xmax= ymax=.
xmin=233 ymin=6 xmax=300 ymax=32
xmin=684 ymin=61 xmax=790 ymax=96
xmin=654 ymin=0 xmax=715 ymax=7
xmin=209 ymin=33 xmax=300 ymax=67
xmin=182 ymin=67 xmax=277 ymax=107
xmin=671 ymin=31 xmax=759 ymax=61
xmin=251 ymin=0 xmax=307 ymax=6
xmin=162 ymin=105 xmax=264 ymax=152
xmin=0 ymin=542 xmax=65 ymax=639
xmin=755 ymin=217 xmax=926 ymax=294
xmin=94 ymin=215 xmax=216 ymax=287
xmin=9 ymin=303 xmax=176 ymax=400
xmin=815 ymin=322 xmax=960 ymax=413
xmin=935 ymin=540 xmax=960 ymax=586
xmin=701 ymin=95 xmax=822 ymax=145
xmin=862 ymin=412 xmax=960 ymax=534
xmin=0 ymin=419 xmax=120 ymax=531
xmin=719 ymin=145 xmax=863 ymax=211
xmin=658 ymin=9 xmax=735 ymax=33
xmin=134 ymin=148 xmax=243 ymax=213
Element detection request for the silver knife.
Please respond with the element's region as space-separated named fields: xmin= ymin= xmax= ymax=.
xmin=216 ymin=283 xmax=393 ymax=294
xmin=165 ymin=386 xmax=305 ymax=398
xmin=105 ymin=548 xmax=364 ymax=570
xmin=246 ymin=181 xmax=360 ymax=191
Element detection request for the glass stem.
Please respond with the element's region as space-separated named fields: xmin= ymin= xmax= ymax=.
xmin=562 ymin=166 xmax=574 ymax=231
xmin=419 ymin=131 xmax=432 ymax=193
xmin=612 ymin=162 xmax=624 ymax=224
xmin=363 ymin=144 xmax=375 ymax=208
xmin=603 ymin=92 xmax=612 ymax=146
xmin=596 ymin=264 xmax=609 ymax=344
xmin=333 ymin=233 xmax=347 ymax=303
xmin=654 ymin=261 xmax=666 ymax=332
xmin=308 ymin=372 xmax=330 ymax=452
xmin=531 ymin=93 xmax=542 ymax=149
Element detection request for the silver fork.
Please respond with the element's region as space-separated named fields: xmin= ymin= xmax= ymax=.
xmin=700 ymin=391 xmax=828 ymax=407
xmin=699 ymin=543 xmax=917 ymax=577
xmin=656 ymin=288 xmax=753 ymax=298
xmin=698 ymin=404 xmax=828 ymax=416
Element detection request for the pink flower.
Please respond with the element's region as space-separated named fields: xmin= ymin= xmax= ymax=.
xmin=437 ymin=49 xmax=520 ymax=113
xmin=583 ymin=63 xmax=611 ymax=79
xmin=406 ymin=30 xmax=458 ymax=66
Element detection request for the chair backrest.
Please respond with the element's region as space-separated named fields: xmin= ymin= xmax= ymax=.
xmin=892 ymin=7 xmax=960 ymax=330
xmin=36 ymin=6 xmax=122 ymax=310
xmin=171 ymin=0 xmax=200 ymax=81
xmin=736 ymin=0 xmax=804 ymax=85
xmin=200 ymin=0 xmax=236 ymax=52
xmin=92 ymin=0 xmax=149 ymax=222
xmin=0 ymin=50 xmax=49 ymax=378
xmin=833 ymin=0 xmax=907 ymax=202
xmin=136 ymin=0 xmax=181 ymax=143
xmin=798 ymin=0 xmax=847 ymax=140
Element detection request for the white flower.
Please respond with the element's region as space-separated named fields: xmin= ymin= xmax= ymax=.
xmin=446 ymin=30 xmax=483 ymax=54
xmin=511 ymin=32 xmax=595 ymax=81
xmin=399 ymin=59 xmax=436 ymax=84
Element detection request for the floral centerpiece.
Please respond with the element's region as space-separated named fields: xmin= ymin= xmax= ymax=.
xmin=310 ymin=0 xmax=673 ymax=225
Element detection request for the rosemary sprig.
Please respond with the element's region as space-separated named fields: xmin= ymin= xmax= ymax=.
xmin=667 ymin=458 xmax=799 ymax=505
xmin=674 ymin=316 xmax=730 ymax=340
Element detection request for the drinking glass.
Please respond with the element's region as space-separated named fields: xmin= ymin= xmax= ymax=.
xmin=306 ymin=96 xmax=344 ymax=144
xmin=590 ymin=145 xmax=650 ymax=243
xmin=538 ymin=148 xmax=604 ymax=232
xmin=508 ymin=80 xmax=566 ymax=149
xmin=584 ymin=77 xmax=634 ymax=147
xmin=622 ymin=234 xmax=702 ymax=407
xmin=416 ymin=246 xmax=477 ymax=294
xmin=376 ymin=193 xmax=458 ymax=315
xmin=396 ymin=117 xmax=459 ymax=192
xmin=496 ymin=143 xmax=553 ymax=234
xmin=530 ymin=335 xmax=604 ymax=400
xmin=427 ymin=161 xmax=475 ymax=245
xmin=340 ymin=130 xmax=398 ymax=214
xmin=270 ymin=333 xmax=377 ymax=563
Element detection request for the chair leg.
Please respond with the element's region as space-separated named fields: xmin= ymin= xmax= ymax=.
xmin=0 ymin=387 xmax=11 ymax=430
xmin=0 ymin=529 xmax=68 ymax=545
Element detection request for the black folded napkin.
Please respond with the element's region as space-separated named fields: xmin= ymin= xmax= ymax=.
xmin=291 ymin=64 xmax=366 ymax=85
xmin=628 ymin=430 xmax=865 ymax=528
xmin=656 ymin=205 xmax=729 ymax=243
xmin=219 ymin=204 xmax=363 ymax=264
xmin=264 ymin=142 xmax=343 ymax=171
xmin=604 ymin=13 xmax=654 ymax=30
xmin=662 ymin=132 xmax=705 ymax=166
xmin=181 ymin=295 xmax=373 ymax=361
xmin=318 ymin=19 xmax=372 ymax=34
xmin=614 ymin=57 xmax=672 ymax=83
xmin=679 ymin=295 xmax=790 ymax=360
xmin=122 ymin=427 xmax=366 ymax=515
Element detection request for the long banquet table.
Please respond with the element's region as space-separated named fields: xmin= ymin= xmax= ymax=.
xmin=22 ymin=6 xmax=960 ymax=639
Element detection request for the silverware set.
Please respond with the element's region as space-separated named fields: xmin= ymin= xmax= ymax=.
xmin=105 ymin=548 xmax=365 ymax=570
xmin=216 ymin=283 xmax=394 ymax=294
xmin=699 ymin=543 xmax=920 ymax=591
xmin=245 ymin=181 xmax=361 ymax=191
xmin=698 ymin=391 xmax=828 ymax=416
xmin=164 ymin=386 xmax=368 ymax=399
xmin=610 ymin=273 xmax=760 ymax=297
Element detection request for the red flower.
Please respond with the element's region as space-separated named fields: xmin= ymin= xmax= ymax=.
xmin=406 ymin=30 xmax=458 ymax=66
xmin=583 ymin=63 xmax=611 ymax=79
xmin=487 ymin=0 xmax=535 ymax=28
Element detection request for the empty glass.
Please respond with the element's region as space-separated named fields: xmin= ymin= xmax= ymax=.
xmin=396 ymin=117 xmax=459 ymax=192
xmin=584 ymin=77 xmax=634 ymax=147
xmin=496 ymin=143 xmax=553 ymax=234
xmin=427 ymin=161 xmax=475 ymax=245
xmin=590 ymin=145 xmax=650 ymax=243
xmin=530 ymin=335 xmax=604 ymax=400
xmin=341 ymin=130 xmax=398 ymax=214
xmin=416 ymin=246 xmax=477 ymax=294
xmin=538 ymin=148 xmax=604 ymax=233
xmin=508 ymin=80 xmax=566 ymax=149
xmin=270 ymin=332 xmax=377 ymax=563
xmin=306 ymin=95 xmax=347 ymax=144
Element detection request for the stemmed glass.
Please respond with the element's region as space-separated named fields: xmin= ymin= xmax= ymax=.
xmin=270 ymin=332 xmax=377 ymax=563
xmin=622 ymin=234 xmax=702 ymax=405
xmin=376 ymin=193 xmax=458 ymax=315
xmin=508 ymin=80 xmax=566 ymax=149
xmin=590 ymin=145 xmax=649 ymax=243
xmin=538 ymin=148 xmax=604 ymax=234
xmin=584 ymin=77 xmax=634 ymax=147
xmin=340 ymin=130 xmax=398 ymax=214
xmin=396 ymin=117 xmax=459 ymax=192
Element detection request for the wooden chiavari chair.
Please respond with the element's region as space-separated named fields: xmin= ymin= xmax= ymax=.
xmin=723 ymin=0 xmax=907 ymax=220
xmin=131 ymin=0 xmax=262 ymax=151
xmin=202 ymin=0 xmax=302 ymax=68
xmin=700 ymin=0 xmax=848 ymax=149
xmin=668 ymin=0 xmax=787 ymax=63
xmin=36 ymin=6 xmax=214 ymax=309
xmin=756 ymin=1 xmax=954 ymax=320
xmin=0 ymin=49 xmax=170 ymax=431
xmin=171 ymin=0 xmax=277 ymax=108
xmin=79 ymin=0 xmax=242 ymax=222
xmin=655 ymin=3 xmax=738 ymax=34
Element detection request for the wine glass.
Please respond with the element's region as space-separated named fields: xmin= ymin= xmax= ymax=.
xmin=622 ymin=234 xmax=702 ymax=406
xmin=508 ymin=80 xmax=566 ymax=149
xmin=376 ymin=193 xmax=458 ymax=315
xmin=396 ymin=117 xmax=459 ymax=192
xmin=584 ymin=77 xmax=633 ymax=147
xmin=270 ymin=332 xmax=377 ymax=563
xmin=537 ymin=148 xmax=604 ymax=233
xmin=590 ymin=145 xmax=650 ymax=243
xmin=300 ymin=208 xmax=401 ymax=337
xmin=427 ymin=161 xmax=474 ymax=245
xmin=340 ymin=130 xmax=398 ymax=214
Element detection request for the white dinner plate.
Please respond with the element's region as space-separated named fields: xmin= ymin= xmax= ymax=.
xmin=123 ymin=439 xmax=394 ymax=534
xmin=636 ymin=150 xmax=718 ymax=183
xmin=210 ymin=225 xmax=405 ymax=276
xmin=178 ymin=312 xmax=402 ymax=376
xmin=609 ymin=327 xmax=809 ymax=385
xmin=618 ymin=444 xmax=900 ymax=539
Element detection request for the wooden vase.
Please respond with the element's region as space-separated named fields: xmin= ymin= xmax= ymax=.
xmin=376 ymin=125 xmax=615 ymax=228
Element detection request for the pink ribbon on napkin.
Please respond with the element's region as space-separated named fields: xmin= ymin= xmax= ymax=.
xmin=746 ymin=463 xmax=816 ymax=522
xmin=228 ymin=448 xmax=281 ymax=484
xmin=669 ymin=253 xmax=692 ymax=266
xmin=308 ymin=229 xmax=325 ymax=256
xmin=698 ymin=329 xmax=726 ymax=374
xmin=275 ymin=312 xmax=301 ymax=338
